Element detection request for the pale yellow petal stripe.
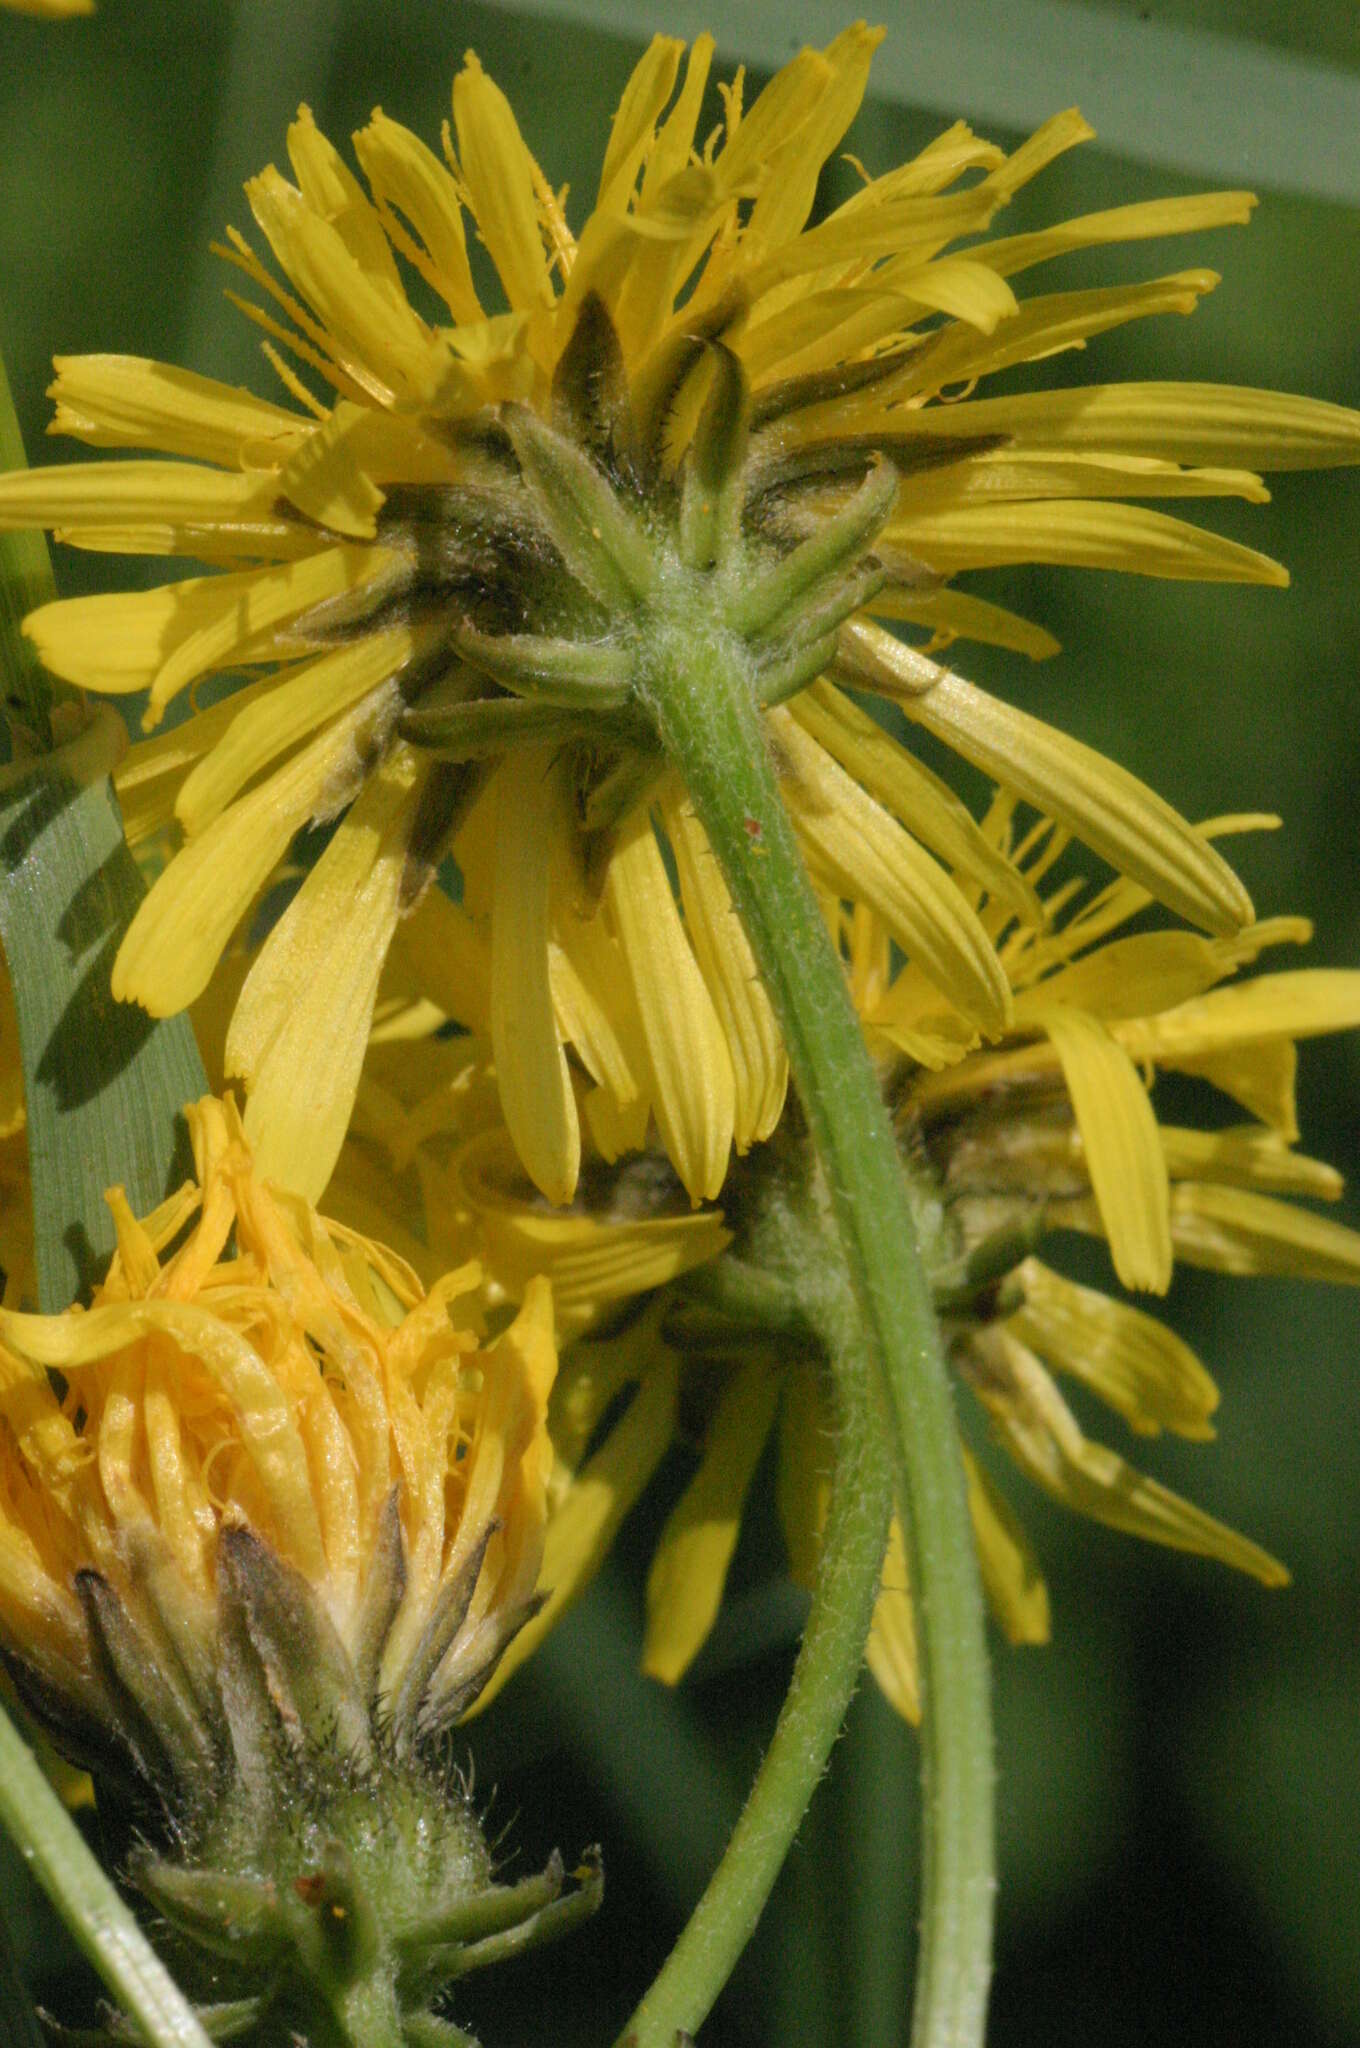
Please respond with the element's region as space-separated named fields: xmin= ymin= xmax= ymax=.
xmin=661 ymin=787 xmax=788 ymax=1150
xmin=1037 ymin=1005 xmax=1172 ymax=1294
xmin=1012 ymin=929 xmax=1237 ymax=1024
xmin=489 ymin=753 xmax=581 ymax=1207
xmin=844 ymin=626 xmax=1253 ymax=939
xmin=1011 ymin=1257 xmax=1219 ymax=1438
xmin=231 ymin=746 xmax=427 ymax=1202
xmin=969 ymin=1327 xmax=1287 ymax=1586
xmin=0 ymin=460 xmax=286 ymax=543
xmin=895 ymin=449 xmax=1266 ymax=509
xmin=643 ymin=1356 xmax=781 ymax=1684
xmin=769 ymin=705 xmax=1011 ymax=1032
xmin=604 ymin=807 xmax=736 ymax=1203
xmin=46 ymin=353 xmax=309 ymax=465
xmin=286 ymin=105 xmax=406 ymax=297
xmin=970 ymin=190 xmax=1255 ymax=279
xmin=901 ymin=271 xmax=1219 ymax=403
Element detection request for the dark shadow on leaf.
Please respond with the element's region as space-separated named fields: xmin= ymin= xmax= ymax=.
xmin=35 ymin=928 xmax=157 ymax=1111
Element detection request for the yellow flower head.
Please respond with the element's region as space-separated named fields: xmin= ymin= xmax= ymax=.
xmin=0 ymin=1097 xmax=612 ymax=2036
xmin=0 ymin=1094 xmax=556 ymax=1774
xmin=2 ymin=27 xmax=1358 ymax=1212
xmin=368 ymin=809 xmax=1360 ymax=1722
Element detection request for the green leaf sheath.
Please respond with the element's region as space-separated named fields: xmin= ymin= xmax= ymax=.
xmin=633 ymin=612 xmax=995 ymax=2048
xmin=0 ymin=735 xmax=208 ymax=1311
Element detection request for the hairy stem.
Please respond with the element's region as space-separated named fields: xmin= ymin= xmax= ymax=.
xmin=617 ymin=1291 xmax=891 ymax=2047
xmin=630 ymin=609 xmax=995 ymax=2048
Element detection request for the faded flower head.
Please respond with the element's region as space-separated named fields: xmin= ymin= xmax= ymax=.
xmin=2 ymin=27 xmax=1358 ymax=1212
xmin=0 ymin=1096 xmax=600 ymax=2040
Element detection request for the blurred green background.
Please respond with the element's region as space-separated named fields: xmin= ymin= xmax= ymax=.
xmin=1 ymin=2 xmax=1356 ymax=2044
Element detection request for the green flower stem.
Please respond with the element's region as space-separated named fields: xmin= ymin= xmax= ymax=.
xmin=632 ymin=609 xmax=995 ymax=2048
xmin=0 ymin=1701 xmax=211 ymax=2048
xmin=619 ymin=1292 xmax=892 ymax=2048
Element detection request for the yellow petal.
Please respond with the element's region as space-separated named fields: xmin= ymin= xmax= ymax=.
xmin=739 ymin=24 xmax=884 ymax=255
xmin=453 ymin=1130 xmax=730 ymax=1332
xmin=1159 ymin=1125 xmax=1343 ymax=1201
xmin=865 ymin=1514 xmax=920 ymax=1724
xmin=25 ymin=544 xmax=400 ymax=723
xmin=877 ymin=379 xmax=1360 ymax=472
xmin=903 ymin=271 xmax=1219 ymax=402
xmin=489 ymin=754 xmax=581 ymax=1207
xmin=1013 ymin=929 xmax=1238 ymax=1023
xmin=231 ymin=747 xmax=427 ymax=1202
xmin=474 ymin=1353 xmax=680 ymax=1710
xmin=246 ymin=165 xmax=451 ymax=404
xmin=113 ymin=693 xmax=384 ymax=1014
xmin=386 ymin=884 xmax=492 ymax=1039
xmin=0 ymin=1300 xmax=327 ymax=1581
xmin=596 ymin=37 xmax=684 ymax=212
xmin=961 ymin=1448 xmax=1050 ymax=1646
xmin=967 ymin=1326 xmax=1287 ymax=1586
xmin=884 ymin=498 xmax=1287 ymax=585
xmin=451 ymin=54 xmax=557 ymax=314
xmin=1167 ymin=1041 xmax=1298 ymax=1138
xmin=791 ymin=680 xmax=1041 ymax=929
xmin=1037 ymin=1005 xmax=1172 ymax=1294
xmin=352 ymin=110 xmax=483 ymax=324
xmin=286 ymin=104 xmax=405 ymax=296
xmin=846 ymin=627 xmax=1253 ymax=938
xmin=868 ymin=585 xmax=1061 ymax=662
xmin=973 ymin=190 xmax=1255 ymax=278
xmin=896 ymin=449 xmax=1266 ymax=509
xmin=661 ymin=787 xmax=788 ymax=1149
xmin=643 ymin=1356 xmax=781 ymax=1684
xmin=640 ymin=33 xmax=714 ymax=201
xmin=1011 ymin=1257 xmax=1219 ymax=1438
xmin=46 ymin=353 xmax=309 ymax=465
xmin=1119 ymin=970 xmax=1360 ymax=1064
xmin=1167 ymin=1183 xmax=1360 ymax=1285
xmin=0 ymin=459 xmax=293 ymax=560
xmin=604 ymin=807 xmax=736 ymax=1203
xmin=175 ymin=626 xmax=422 ymax=836
xmin=770 ymin=705 xmax=1011 ymax=1032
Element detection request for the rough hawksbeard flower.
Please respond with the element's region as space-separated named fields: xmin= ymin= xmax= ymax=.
xmin=351 ymin=800 xmax=1360 ymax=1722
xmin=2 ymin=25 xmax=1358 ymax=1209
xmin=0 ymin=1095 xmax=600 ymax=2042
